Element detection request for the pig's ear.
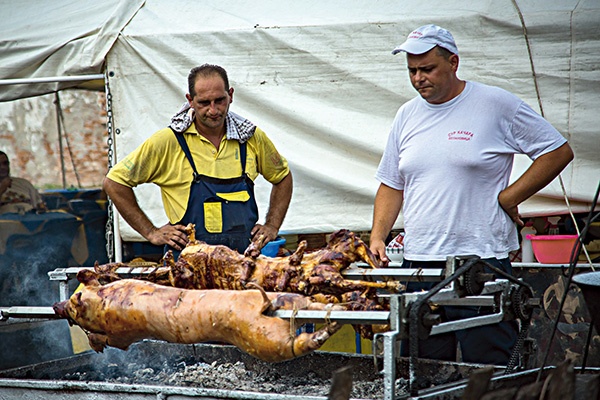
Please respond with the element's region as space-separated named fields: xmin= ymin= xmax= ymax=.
xmin=77 ymin=269 xmax=100 ymax=286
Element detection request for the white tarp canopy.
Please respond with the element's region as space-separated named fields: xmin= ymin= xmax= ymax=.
xmin=1 ymin=0 xmax=599 ymax=240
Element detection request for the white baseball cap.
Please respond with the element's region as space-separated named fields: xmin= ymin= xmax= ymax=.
xmin=392 ymin=24 xmax=458 ymax=55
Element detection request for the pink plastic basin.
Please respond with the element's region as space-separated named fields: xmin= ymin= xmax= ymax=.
xmin=526 ymin=234 xmax=579 ymax=264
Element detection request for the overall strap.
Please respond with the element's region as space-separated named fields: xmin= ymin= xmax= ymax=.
xmin=171 ymin=128 xmax=199 ymax=175
xmin=239 ymin=140 xmax=247 ymax=175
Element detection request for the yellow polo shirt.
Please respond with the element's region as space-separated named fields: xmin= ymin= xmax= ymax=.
xmin=107 ymin=124 xmax=289 ymax=223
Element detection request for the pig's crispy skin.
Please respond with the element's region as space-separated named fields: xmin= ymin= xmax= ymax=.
xmin=53 ymin=270 xmax=342 ymax=362
xmin=168 ymin=225 xmax=403 ymax=296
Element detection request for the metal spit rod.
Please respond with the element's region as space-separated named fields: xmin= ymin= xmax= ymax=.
xmin=0 ymin=307 xmax=59 ymax=320
xmin=48 ymin=265 xmax=445 ymax=282
xmin=0 ymin=286 xmax=501 ymax=328
xmin=0 ymin=306 xmax=61 ymax=327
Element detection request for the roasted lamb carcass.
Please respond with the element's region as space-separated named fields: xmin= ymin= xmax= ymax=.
xmin=53 ymin=269 xmax=343 ymax=362
xmin=167 ymin=225 xmax=403 ymax=297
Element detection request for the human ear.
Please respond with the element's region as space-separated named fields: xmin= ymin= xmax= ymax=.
xmin=449 ymin=54 xmax=460 ymax=71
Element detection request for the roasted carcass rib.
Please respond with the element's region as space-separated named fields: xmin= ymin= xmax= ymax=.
xmin=53 ymin=269 xmax=343 ymax=362
xmin=167 ymin=225 xmax=403 ymax=296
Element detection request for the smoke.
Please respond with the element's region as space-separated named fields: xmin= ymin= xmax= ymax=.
xmin=1 ymin=231 xmax=69 ymax=305
xmin=0 ymin=320 xmax=74 ymax=371
xmin=0 ymin=223 xmax=81 ymax=370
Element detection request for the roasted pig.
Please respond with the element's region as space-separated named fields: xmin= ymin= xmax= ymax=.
xmin=167 ymin=225 xmax=403 ymax=296
xmin=53 ymin=269 xmax=342 ymax=362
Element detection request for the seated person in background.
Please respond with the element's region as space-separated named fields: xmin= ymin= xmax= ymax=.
xmin=0 ymin=151 xmax=46 ymax=214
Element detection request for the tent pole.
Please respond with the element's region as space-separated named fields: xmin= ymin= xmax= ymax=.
xmin=112 ymin=206 xmax=123 ymax=263
xmin=0 ymin=74 xmax=105 ymax=86
xmin=54 ymin=92 xmax=67 ymax=189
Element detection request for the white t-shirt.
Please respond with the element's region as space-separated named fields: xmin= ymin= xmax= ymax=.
xmin=376 ymin=81 xmax=567 ymax=261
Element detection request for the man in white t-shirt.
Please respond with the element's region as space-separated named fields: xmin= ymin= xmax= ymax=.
xmin=370 ymin=25 xmax=574 ymax=365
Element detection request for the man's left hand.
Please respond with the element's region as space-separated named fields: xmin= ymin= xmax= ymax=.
xmin=243 ymin=224 xmax=278 ymax=258
xmin=498 ymin=191 xmax=524 ymax=226
xmin=251 ymin=224 xmax=278 ymax=248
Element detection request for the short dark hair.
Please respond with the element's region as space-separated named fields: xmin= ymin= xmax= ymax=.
xmin=435 ymin=46 xmax=454 ymax=60
xmin=187 ymin=64 xmax=230 ymax=98
xmin=0 ymin=151 xmax=7 ymax=159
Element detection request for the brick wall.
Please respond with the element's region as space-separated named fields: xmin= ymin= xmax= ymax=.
xmin=0 ymin=90 xmax=108 ymax=189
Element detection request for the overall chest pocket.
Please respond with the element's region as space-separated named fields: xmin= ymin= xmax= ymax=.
xmin=203 ymin=190 xmax=251 ymax=233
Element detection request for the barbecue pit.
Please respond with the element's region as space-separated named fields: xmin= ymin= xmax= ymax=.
xmin=1 ymin=254 xmax=540 ymax=399
xmin=0 ymin=340 xmax=487 ymax=399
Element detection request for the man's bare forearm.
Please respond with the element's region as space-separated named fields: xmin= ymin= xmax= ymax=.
xmin=264 ymin=172 xmax=293 ymax=230
xmin=102 ymin=177 xmax=157 ymax=240
xmin=499 ymin=142 xmax=574 ymax=209
xmin=370 ymin=183 xmax=403 ymax=264
xmin=371 ymin=183 xmax=403 ymax=244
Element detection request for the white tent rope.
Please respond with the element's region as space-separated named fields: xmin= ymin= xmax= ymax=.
xmin=559 ymin=178 xmax=595 ymax=268
xmin=512 ymin=0 xmax=592 ymax=267
xmin=511 ymin=0 xmax=545 ymax=117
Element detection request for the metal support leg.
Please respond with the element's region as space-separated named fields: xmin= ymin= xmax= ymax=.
xmin=379 ymin=294 xmax=404 ymax=400
xmin=59 ymin=280 xmax=70 ymax=302
xmin=382 ymin=330 xmax=400 ymax=400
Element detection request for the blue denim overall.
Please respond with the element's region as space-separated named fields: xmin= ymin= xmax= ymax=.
xmin=170 ymin=130 xmax=259 ymax=255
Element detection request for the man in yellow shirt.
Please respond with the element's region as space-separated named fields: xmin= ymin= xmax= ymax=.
xmin=103 ymin=64 xmax=293 ymax=255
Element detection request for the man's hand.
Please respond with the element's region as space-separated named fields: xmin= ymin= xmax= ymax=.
xmin=146 ymin=223 xmax=189 ymax=250
xmin=498 ymin=192 xmax=524 ymax=227
xmin=103 ymin=178 xmax=190 ymax=249
xmin=251 ymin=223 xmax=278 ymax=247
xmin=244 ymin=225 xmax=277 ymax=258
xmin=369 ymin=239 xmax=389 ymax=267
xmin=257 ymin=172 xmax=292 ymax=248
